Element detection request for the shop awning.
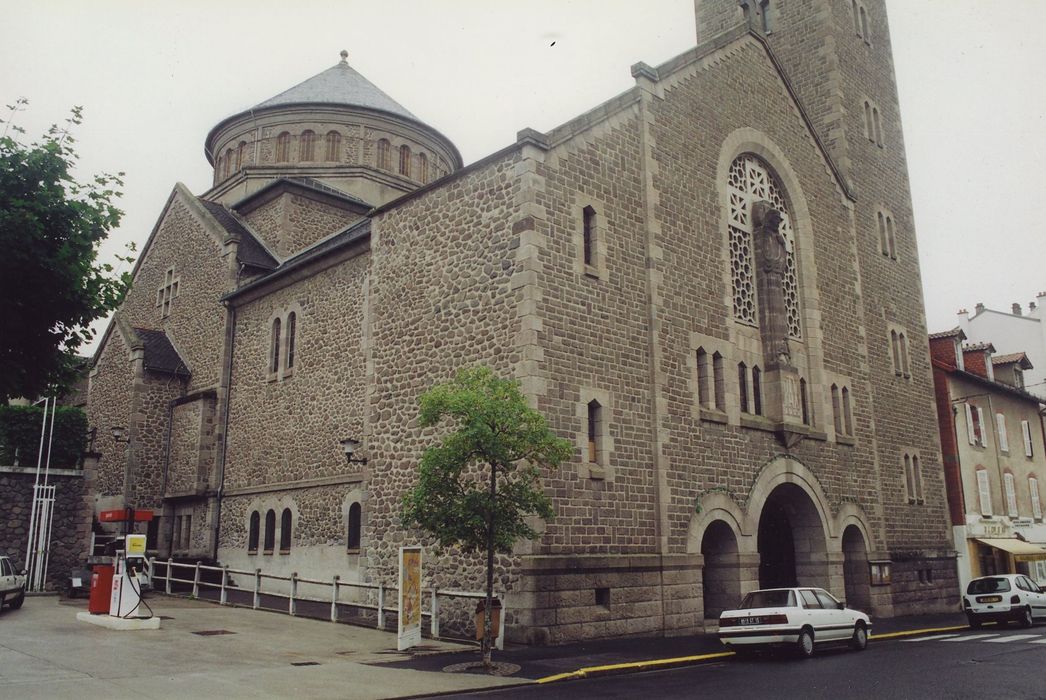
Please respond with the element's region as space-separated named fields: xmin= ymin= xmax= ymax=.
xmin=976 ymin=538 xmax=1046 ymax=561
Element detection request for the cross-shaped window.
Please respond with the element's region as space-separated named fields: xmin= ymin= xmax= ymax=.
xmin=156 ymin=266 xmax=180 ymax=318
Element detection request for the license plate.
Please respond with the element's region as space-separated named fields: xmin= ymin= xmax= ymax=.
xmin=739 ymin=617 xmax=762 ymax=626
xmin=977 ymin=595 xmax=1002 ymax=603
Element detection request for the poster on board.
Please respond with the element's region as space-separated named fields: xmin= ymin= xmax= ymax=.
xmin=398 ymin=545 xmax=423 ymax=651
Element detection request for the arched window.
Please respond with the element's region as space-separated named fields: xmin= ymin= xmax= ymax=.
xmin=852 ymin=0 xmax=861 ymax=36
xmin=417 ymin=152 xmax=428 ymax=183
xmin=799 ymin=378 xmax=809 ymax=425
xmin=300 ymin=130 xmax=315 ymax=162
xmin=752 ymin=366 xmax=762 ymax=416
xmin=347 ymin=502 xmax=362 ymax=550
xmin=864 ymin=101 xmax=874 ymax=142
xmin=872 ymin=106 xmax=883 ymax=146
xmin=842 ymin=386 xmax=853 ymax=435
xmin=891 ymin=330 xmax=900 ymax=374
xmin=738 ymin=363 xmax=749 ymax=414
xmin=325 ymin=131 xmax=341 ymax=162
xmin=263 ymin=509 xmax=276 ymax=553
xmin=912 ymin=455 xmax=923 ymax=502
xmin=377 ymin=139 xmax=391 ymax=170
xmin=885 ymin=216 xmax=896 ymax=258
xmin=236 ymin=141 xmax=247 ymax=171
xmin=904 ymin=454 xmax=915 ymax=502
xmin=285 ymin=312 xmax=296 ymax=370
xmin=696 ymin=348 xmax=710 ymax=408
xmin=726 ymin=154 xmax=802 ymax=338
xmin=899 ymin=332 xmax=909 ymax=376
xmin=276 ymin=132 xmax=291 ymax=162
xmin=712 ymin=352 xmax=725 ymax=411
xmin=587 ymin=400 xmax=602 ymax=464
xmin=280 ymin=508 xmax=292 ymax=552
xmin=215 ymin=156 xmax=223 ymax=184
xmin=224 ymin=148 xmax=233 ymax=177
xmin=248 ymin=511 xmax=260 ymax=553
xmin=271 ymin=318 xmax=281 ymax=373
xmin=859 ymin=6 xmax=870 ymax=42
xmin=831 ymin=384 xmax=842 ymax=434
xmin=399 ymin=144 xmax=412 ymax=177
xmin=877 ymin=211 xmax=888 ymax=255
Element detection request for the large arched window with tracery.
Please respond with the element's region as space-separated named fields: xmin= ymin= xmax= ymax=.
xmin=726 ymin=154 xmax=802 ymax=339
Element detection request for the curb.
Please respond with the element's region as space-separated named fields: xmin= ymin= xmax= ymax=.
xmin=533 ymin=624 xmax=972 ymax=684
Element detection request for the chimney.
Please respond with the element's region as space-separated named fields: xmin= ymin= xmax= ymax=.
xmin=1012 ymin=303 xmax=1022 ymax=316
xmin=975 ymin=303 xmax=985 ymax=314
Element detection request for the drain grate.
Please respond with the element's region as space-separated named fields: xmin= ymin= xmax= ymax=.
xmin=291 ymin=661 xmax=320 ymax=666
xmin=193 ymin=629 xmax=235 ymax=636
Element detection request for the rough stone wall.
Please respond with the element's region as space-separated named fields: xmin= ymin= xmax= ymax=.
xmin=537 ymin=110 xmax=658 ymax=555
xmin=130 ymin=372 xmax=186 ymax=510
xmin=366 ymin=153 xmax=525 ymax=595
xmin=651 ymin=37 xmax=883 ymax=551
xmin=240 ymin=193 xmax=363 ymax=260
xmin=87 ymin=330 xmax=134 ymax=498
xmin=167 ymin=399 xmax=202 ymax=495
xmin=223 ymin=253 xmax=370 ymax=491
xmin=0 ymin=469 xmax=87 ymax=588
xmin=119 ymin=196 xmax=229 ymax=392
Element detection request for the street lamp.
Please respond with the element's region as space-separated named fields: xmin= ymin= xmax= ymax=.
xmin=339 ymin=437 xmax=367 ymax=465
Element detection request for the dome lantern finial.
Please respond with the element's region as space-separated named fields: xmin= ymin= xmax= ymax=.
xmin=339 ymin=49 xmax=349 ymax=64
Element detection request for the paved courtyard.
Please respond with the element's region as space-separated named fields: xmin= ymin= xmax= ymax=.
xmin=0 ymin=595 xmax=516 ymax=699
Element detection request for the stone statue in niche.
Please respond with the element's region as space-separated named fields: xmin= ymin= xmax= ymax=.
xmin=753 ymin=200 xmax=791 ymax=367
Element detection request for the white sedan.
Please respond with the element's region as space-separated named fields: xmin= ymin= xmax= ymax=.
xmin=718 ymin=587 xmax=871 ymax=658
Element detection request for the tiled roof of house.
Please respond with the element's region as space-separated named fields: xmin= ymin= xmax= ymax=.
xmin=963 ymin=342 xmax=996 ymax=352
xmin=929 ymin=328 xmax=964 ymax=340
xmin=992 ymin=352 xmax=1033 ymax=369
xmin=134 ymin=328 xmax=190 ymax=377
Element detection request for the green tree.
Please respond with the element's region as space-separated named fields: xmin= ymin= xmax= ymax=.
xmin=0 ymin=99 xmax=134 ymax=402
xmin=402 ymin=366 xmax=571 ymax=668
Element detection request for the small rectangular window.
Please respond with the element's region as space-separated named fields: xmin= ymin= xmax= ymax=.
xmin=1031 ymin=477 xmax=1042 ymax=520
xmin=1005 ymin=473 xmax=1018 ymax=518
xmin=582 ymin=206 xmax=596 ymax=267
xmin=996 ymin=413 xmax=1009 ymax=452
xmin=1023 ymin=420 xmax=1034 ymax=457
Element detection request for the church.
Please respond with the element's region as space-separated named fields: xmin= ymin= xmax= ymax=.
xmin=87 ymin=0 xmax=958 ymax=644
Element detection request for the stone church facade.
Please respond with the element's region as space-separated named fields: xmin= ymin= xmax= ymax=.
xmin=87 ymin=1 xmax=957 ymax=644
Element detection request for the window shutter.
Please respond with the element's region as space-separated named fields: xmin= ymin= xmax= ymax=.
xmin=965 ymin=404 xmax=976 ymax=445
xmin=1023 ymin=420 xmax=1034 ymax=457
xmin=1004 ymin=473 xmax=1018 ymax=518
xmin=977 ymin=470 xmax=992 ymax=516
xmin=1030 ymin=478 xmax=1042 ymax=520
xmin=996 ymin=413 xmax=1009 ymax=452
xmin=976 ymin=407 xmax=987 ymax=446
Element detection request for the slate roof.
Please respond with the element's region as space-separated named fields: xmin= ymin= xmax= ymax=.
xmin=254 ymin=54 xmax=417 ymax=122
xmin=198 ymin=199 xmax=278 ymax=270
xmin=929 ymin=328 xmax=965 ymax=340
xmin=134 ymin=328 xmax=190 ymax=377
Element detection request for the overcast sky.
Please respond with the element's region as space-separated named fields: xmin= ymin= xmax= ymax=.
xmin=3 ymin=0 xmax=1043 ymax=353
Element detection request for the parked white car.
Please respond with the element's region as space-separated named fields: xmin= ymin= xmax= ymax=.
xmin=718 ymin=587 xmax=872 ymax=658
xmin=964 ymin=574 xmax=1046 ymax=628
xmin=0 ymin=555 xmax=27 ymax=611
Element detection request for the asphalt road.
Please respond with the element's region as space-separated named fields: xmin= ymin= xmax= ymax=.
xmin=439 ymin=625 xmax=1046 ymax=699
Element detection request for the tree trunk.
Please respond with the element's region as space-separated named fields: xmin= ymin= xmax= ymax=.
xmin=482 ymin=461 xmax=496 ymax=668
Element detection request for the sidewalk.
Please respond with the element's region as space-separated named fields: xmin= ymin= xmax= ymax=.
xmin=0 ymin=594 xmax=968 ymax=699
xmin=384 ymin=610 xmax=971 ymax=684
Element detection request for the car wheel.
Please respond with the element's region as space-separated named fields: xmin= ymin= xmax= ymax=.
xmin=10 ymin=591 xmax=24 ymax=610
xmin=967 ymin=614 xmax=982 ymax=630
xmin=1018 ymin=606 xmax=1034 ymax=629
xmin=796 ymin=628 xmax=815 ymax=659
xmin=850 ymin=622 xmax=868 ymax=651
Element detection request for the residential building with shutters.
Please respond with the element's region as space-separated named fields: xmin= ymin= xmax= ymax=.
xmin=929 ymin=329 xmax=1046 ymax=590
xmin=85 ymin=2 xmax=961 ymax=643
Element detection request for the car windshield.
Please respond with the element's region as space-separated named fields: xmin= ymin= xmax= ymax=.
xmin=967 ymin=577 xmax=1011 ymax=594
xmin=738 ymin=590 xmax=796 ymax=609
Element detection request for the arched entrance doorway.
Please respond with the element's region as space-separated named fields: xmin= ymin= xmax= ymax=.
xmin=701 ymin=520 xmax=740 ymax=619
xmin=842 ymin=525 xmax=871 ymax=610
xmin=757 ymin=483 xmax=828 ymax=589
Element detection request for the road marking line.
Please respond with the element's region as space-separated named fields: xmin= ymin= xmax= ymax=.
xmin=983 ymin=634 xmax=1041 ymax=643
xmin=871 ymin=625 xmax=967 ymax=640
xmin=901 ymin=634 xmax=961 ymax=642
xmin=941 ymin=634 xmax=999 ymax=642
xmin=1030 ymin=638 xmax=1046 ymax=644
xmin=534 ymin=651 xmax=735 ymax=684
